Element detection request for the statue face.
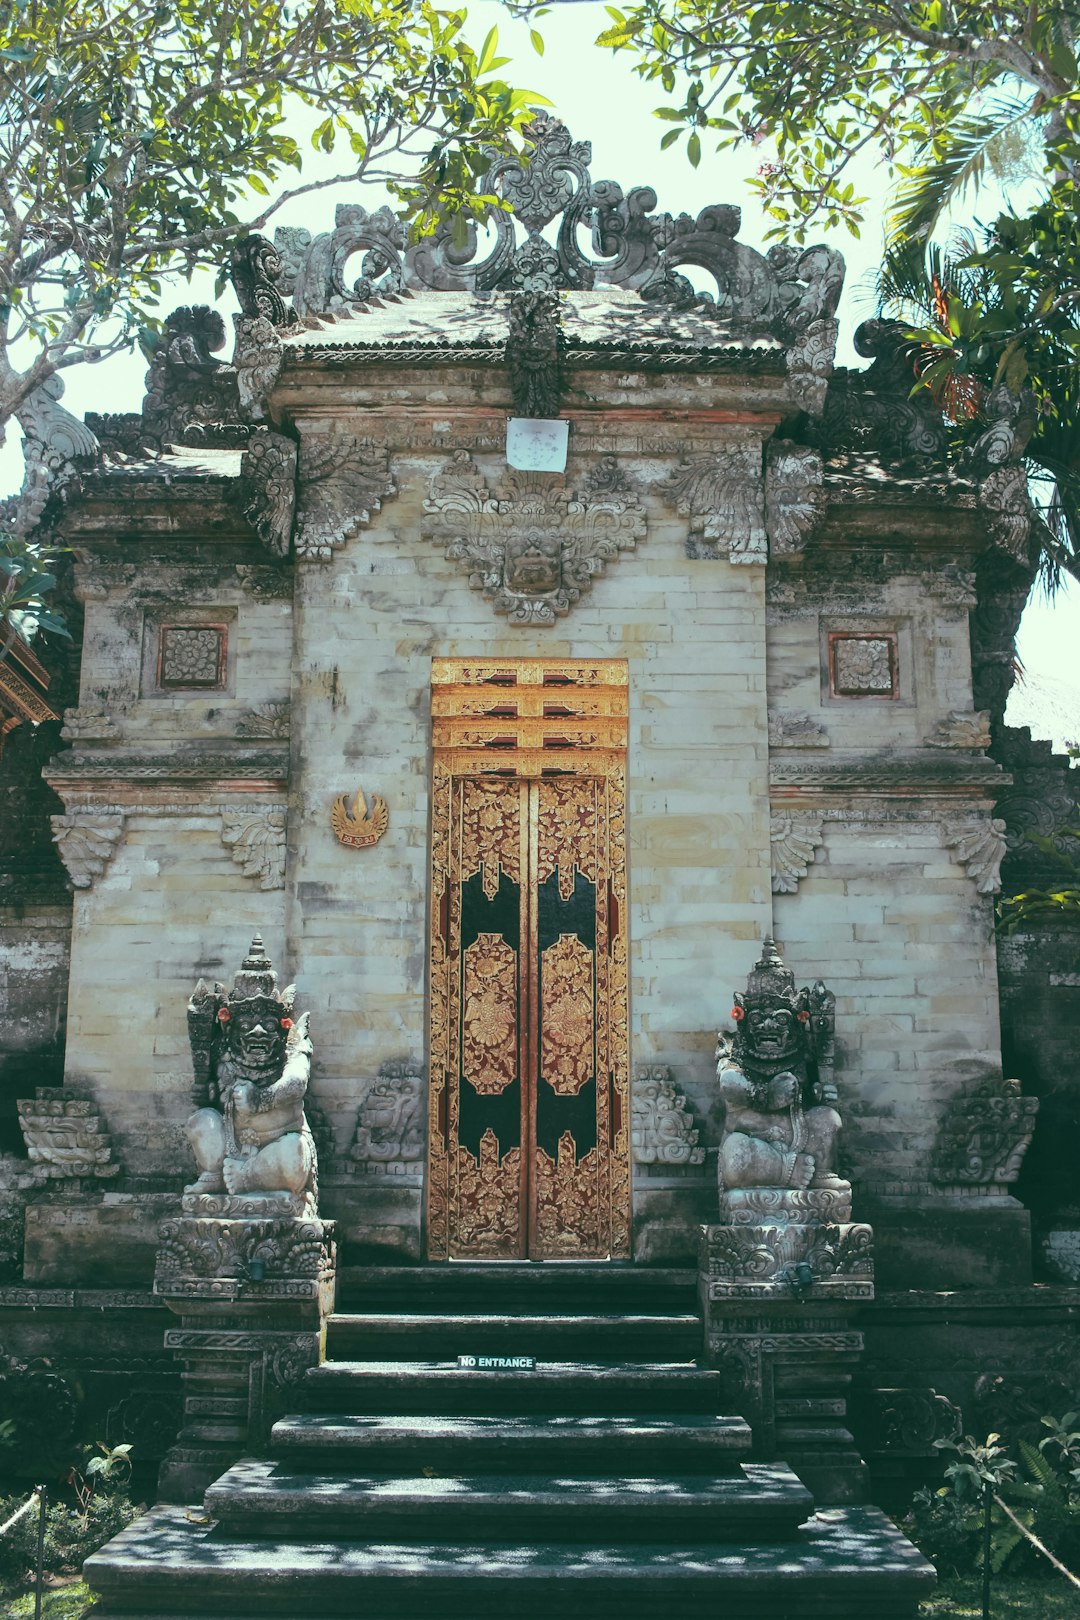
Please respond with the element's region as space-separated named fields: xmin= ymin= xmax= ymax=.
xmin=743 ymin=1004 xmax=800 ymax=1063
xmin=226 ymin=1005 xmax=285 ymax=1073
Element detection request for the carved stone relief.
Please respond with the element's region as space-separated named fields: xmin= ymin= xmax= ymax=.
xmin=929 ymin=1077 xmax=1039 ymax=1187
xmin=349 ymin=1062 xmax=425 ymax=1174
xmin=631 ymin=1066 xmax=705 ymax=1167
xmin=925 ymin=711 xmax=991 ymax=749
xmin=220 ymin=808 xmax=287 ymax=889
xmin=241 ymin=431 xmax=297 ymax=558
xmin=158 ymin=625 xmax=227 ymax=689
xmin=664 ymin=445 xmax=767 ymax=562
xmin=946 ymin=818 xmax=1008 ymax=894
xmin=764 ymin=441 xmax=825 ymax=553
xmin=422 ymin=452 xmax=646 ymax=623
xmin=767 ymin=711 xmax=830 ymax=749
xmin=51 ymin=812 xmax=125 ymax=888
xmin=507 ymin=291 xmax=561 ymax=418
xmin=770 ymin=812 xmax=825 ymax=893
xmin=17 ymin=1088 xmax=120 ymax=1182
xmin=235 ymin=702 xmax=291 ymax=740
xmin=828 ymin=633 xmax=897 ymax=697
xmin=295 ymin=431 xmax=397 ymax=560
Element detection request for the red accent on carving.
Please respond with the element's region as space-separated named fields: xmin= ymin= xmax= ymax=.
xmin=731 ymin=1006 xmax=745 ymax=1021
xmin=217 ymin=1008 xmax=230 ymax=1023
xmin=797 ymin=1010 xmax=810 ymax=1023
xmin=280 ymin=1018 xmax=293 ymax=1030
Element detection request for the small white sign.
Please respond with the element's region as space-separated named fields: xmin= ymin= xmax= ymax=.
xmin=457 ymin=1354 xmax=537 ymax=1370
xmin=506 ymin=417 xmax=569 ymax=472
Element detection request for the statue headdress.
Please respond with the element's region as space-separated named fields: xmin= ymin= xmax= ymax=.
xmin=187 ymin=934 xmax=295 ymax=1106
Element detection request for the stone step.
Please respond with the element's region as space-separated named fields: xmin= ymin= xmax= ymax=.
xmin=336 ymin=1264 xmax=698 ymax=1315
xmin=304 ymin=1359 xmax=724 ymax=1415
xmin=325 ymin=1311 xmax=701 ymax=1361
xmin=271 ymin=1412 xmax=752 ymax=1474
xmin=84 ymin=1504 xmax=936 ymax=1618
xmin=204 ymin=1458 xmax=814 ymax=1541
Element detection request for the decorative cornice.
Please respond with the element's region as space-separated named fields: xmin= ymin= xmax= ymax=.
xmin=771 ymin=758 xmax=1009 ymax=796
xmin=51 ymin=812 xmax=125 ymax=889
xmin=44 ymin=747 xmax=289 ymax=785
xmin=770 ymin=812 xmax=825 ymax=893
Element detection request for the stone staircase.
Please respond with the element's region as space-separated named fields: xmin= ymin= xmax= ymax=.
xmin=85 ymin=1264 xmax=933 ymax=1617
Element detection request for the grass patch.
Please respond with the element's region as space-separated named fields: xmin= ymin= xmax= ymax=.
xmin=2 ymin=1578 xmax=97 ymax=1618
xmin=920 ymin=1574 xmax=1080 ymax=1615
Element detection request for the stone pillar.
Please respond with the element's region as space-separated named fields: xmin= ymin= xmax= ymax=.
xmin=155 ymin=1193 xmax=335 ymax=1502
xmin=700 ymin=1186 xmax=873 ymax=1504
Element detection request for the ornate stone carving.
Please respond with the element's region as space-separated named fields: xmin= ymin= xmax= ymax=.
xmin=946 ymin=817 xmax=1008 ymax=894
xmin=232 ymin=315 xmax=284 ymax=421
xmin=716 ymin=939 xmax=842 ymax=1196
xmin=183 ymin=935 xmax=318 ymax=1216
xmin=925 ymin=711 xmax=991 ymax=749
xmin=17 ymin=1088 xmax=120 ymax=1182
xmin=765 ymin=441 xmax=825 ymax=553
xmin=220 ymin=808 xmax=286 ymax=890
xmin=704 ymin=1220 xmax=873 ymax=1285
xmin=961 ymin=382 xmax=1038 ymax=561
xmin=241 ymin=430 xmax=297 ymax=557
xmin=768 ymin=711 xmax=830 ymax=749
xmin=929 ymin=1077 xmax=1039 ymax=1187
xmin=331 ymin=786 xmax=389 ymax=849
xmin=507 ymin=290 xmax=561 ymax=418
xmin=159 ymin=624 xmax=226 ymax=689
xmin=785 ymin=319 xmax=840 ymax=416
xmin=770 ymin=812 xmax=825 ymax=894
xmin=295 ymin=431 xmax=396 ymax=559
xmin=60 ymin=708 xmax=119 ymax=741
xmin=631 ymin=1067 xmax=705 ymax=1167
xmin=51 ymin=812 xmax=124 ymax=888
xmin=278 ymin=114 xmax=842 ymax=355
xmin=6 ymin=373 xmax=99 ymax=537
xmin=349 ymin=1062 xmax=425 ymax=1173
xmin=156 ymin=1216 xmax=333 ymax=1285
xmin=829 ymin=632 xmax=897 ymax=696
xmin=720 ymin=1186 xmax=852 ymax=1225
xmin=141 ymin=306 xmax=243 ymax=447
xmin=229 ymin=234 xmax=291 ymax=327
xmin=664 ymin=445 xmax=766 ymax=562
xmin=422 ymin=451 xmax=646 ymax=623
xmin=818 ymin=320 xmax=948 ymax=465
xmin=861 ymin=1388 xmax=963 ymax=1455
xmin=235 ymin=702 xmax=290 ymax=740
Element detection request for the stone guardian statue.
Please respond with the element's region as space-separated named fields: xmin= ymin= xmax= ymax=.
xmin=184 ymin=934 xmax=317 ymax=1215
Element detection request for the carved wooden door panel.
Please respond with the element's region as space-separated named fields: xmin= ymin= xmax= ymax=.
xmin=427 ymin=660 xmax=630 ymax=1262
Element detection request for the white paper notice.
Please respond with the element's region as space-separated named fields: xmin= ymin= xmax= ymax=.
xmin=506 ymin=417 xmax=569 ymax=472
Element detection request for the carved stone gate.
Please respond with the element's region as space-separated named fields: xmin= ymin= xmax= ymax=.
xmin=426 ymin=660 xmax=630 ymax=1260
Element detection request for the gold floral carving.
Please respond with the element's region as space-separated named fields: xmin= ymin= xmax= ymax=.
xmin=459 ymin=777 xmax=523 ymax=899
xmin=540 ymin=934 xmax=595 ymax=1097
xmin=462 ymin=933 xmax=519 ymax=1096
xmin=426 ymin=763 xmax=452 ymax=1258
xmin=533 ymin=1133 xmax=602 ymax=1259
xmin=453 ymin=1130 xmax=523 ymax=1258
xmin=537 ymin=775 xmax=601 ymax=900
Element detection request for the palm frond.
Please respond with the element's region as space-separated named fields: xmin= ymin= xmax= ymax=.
xmin=888 ymin=95 xmax=1045 ymax=248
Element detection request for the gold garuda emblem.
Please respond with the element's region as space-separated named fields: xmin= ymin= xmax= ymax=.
xmin=331 ymin=786 xmax=388 ymax=849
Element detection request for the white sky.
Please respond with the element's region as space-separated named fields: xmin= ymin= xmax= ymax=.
xmin=8 ymin=0 xmax=1078 ymax=707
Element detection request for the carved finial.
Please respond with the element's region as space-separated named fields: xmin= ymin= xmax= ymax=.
xmin=243 ymin=933 xmax=270 ymax=969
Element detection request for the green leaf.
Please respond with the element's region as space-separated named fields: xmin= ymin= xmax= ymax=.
xmin=687 ymin=130 xmax=701 ymax=167
xmin=659 ymin=128 xmax=681 ymax=149
xmin=529 ymin=29 xmax=544 ymax=57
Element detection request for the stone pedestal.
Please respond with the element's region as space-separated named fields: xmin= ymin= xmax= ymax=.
xmin=154 ymin=1192 xmax=335 ymax=1503
xmin=700 ymin=1187 xmax=873 ymax=1504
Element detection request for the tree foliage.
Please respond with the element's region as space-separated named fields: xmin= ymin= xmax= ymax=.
xmin=0 ymin=0 xmax=538 ymax=436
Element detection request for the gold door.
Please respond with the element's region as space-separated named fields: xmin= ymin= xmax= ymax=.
xmin=427 ymin=660 xmax=630 ymax=1261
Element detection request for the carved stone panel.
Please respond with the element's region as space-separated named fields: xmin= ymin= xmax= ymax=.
xmin=295 ymin=431 xmax=397 ymax=560
xmin=929 ymin=1077 xmax=1039 ymax=1187
xmin=770 ymin=812 xmax=824 ymax=894
xmin=422 ymin=453 xmax=646 ymax=624
xmin=631 ymin=1067 xmax=705 ymax=1167
xmin=663 ymin=445 xmax=767 ymax=563
xmin=51 ymin=812 xmax=125 ymax=889
xmin=765 ymin=442 xmax=825 ymax=553
xmin=946 ymin=817 xmax=1008 ymax=894
xmin=828 ymin=632 xmax=898 ymax=697
xmin=220 ymin=808 xmax=287 ymax=889
xmin=349 ymin=1062 xmax=425 ymax=1175
xmin=158 ymin=625 xmax=227 ymax=690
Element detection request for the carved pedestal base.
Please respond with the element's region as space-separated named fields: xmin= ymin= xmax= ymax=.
xmin=153 ymin=1214 xmax=335 ymax=1503
xmin=700 ymin=1199 xmax=874 ymax=1505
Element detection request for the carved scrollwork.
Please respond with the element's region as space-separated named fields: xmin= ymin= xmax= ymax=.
xmin=765 ymin=441 xmax=825 ymax=553
xmin=930 ymin=1076 xmax=1039 ymax=1187
xmin=767 ymin=711 xmax=830 ymax=749
xmin=946 ymin=817 xmax=1008 ymax=894
xmin=235 ymin=701 xmax=290 ymax=740
xmin=295 ymin=430 xmax=397 ymax=559
xmin=770 ymin=812 xmax=825 ymax=893
xmin=924 ymin=711 xmax=991 ymax=749
xmin=230 ymin=234 xmax=291 ymax=327
xmin=220 ymin=807 xmax=286 ymax=889
xmin=507 ymin=290 xmax=561 ymax=418
xmin=631 ymin=1067 xmax=705 ymax=1167
xmin=350 ymin=1062 xmax=425 ymax=1171
xmin=232 ymin=315 xmax=284 ymax=422
xmin=664 ymin=445 xmax=767 ymax=562
xmin=422 ymin=451 xmax=646 ymax=623
xmin=241 ymin=430 xmax=297 ymax=557
xmin=51 ymin=812 xmax=124 ymax=889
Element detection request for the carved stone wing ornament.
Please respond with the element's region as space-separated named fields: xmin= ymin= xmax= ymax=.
xmin=332 ymin=787 xmax=389 ymax=849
